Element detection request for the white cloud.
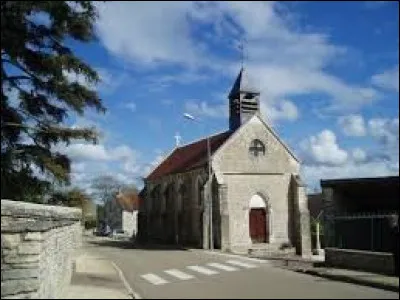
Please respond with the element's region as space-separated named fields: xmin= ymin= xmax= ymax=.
xmin=300 ymin=130 xmax=348 ymax=166
xmin=338 ymin=114 xmax=367 ymax=136
xmin=63 ymin=67 xmax=129 ymax=95
xmin=368 ymin=117 xmax=399 ymax=146
xmin=148 ymin=72 xmax=209 ymax=86
xmin=247 ymin=65 xmax=380 ymax=113
xmin=301 ymin=159 xmax=398 ymax=192
xmin=261 ymin=100 xmax=299 ymax=124
xmin=60 ymin=142 xmax=142 ymax=190
xmin=71 ymin=162 xmax=87 ymax=173
xmin=216 ymin=2 xmax=380 ymax=112
xmin=371 ymin=65 xmax=399 ymax=92
xmin=300 ymin=118 xmax=399 ymax=190
xmin=112 ymin=145 xmax=137 ymax=161
xmin=59 ymin=143 xmax=137 ymax=162
xmin=124 ymin=101 xmax=137 ymax=112
xmin=63 ymin=143 xmax=110 ymax=161
xmin=143 ymin=152 xmax=167 ymax=177
xmin=351 ymin=148 xmax=367 ymax=163
xmin=64 ymin=70 xmax=94 ymax=88
xmin=96 ymin=2 xmax=202 ymax=67
xmin=96 ymin=67 xmax=132 ymax=94
xmin=184 ymin=100 xmax=228 ymax=119
xmin=95 ymin=1 xmax=382 ymax=117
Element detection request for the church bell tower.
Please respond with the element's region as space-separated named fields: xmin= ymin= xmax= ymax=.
xmin=228 ymin=67 xmax=261 ymax=131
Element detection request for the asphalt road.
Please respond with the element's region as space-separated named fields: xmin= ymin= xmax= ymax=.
xmin=85 ymin=237 xmax=398 ymax=299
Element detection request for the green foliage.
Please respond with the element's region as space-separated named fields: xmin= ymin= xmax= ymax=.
xmin=48 ymin=186 xmax=90 ymax=208
xmin=311 ymin=219 xmax=324 ymax=235
xmin=1 ymin=1 xmax=105 ymax=201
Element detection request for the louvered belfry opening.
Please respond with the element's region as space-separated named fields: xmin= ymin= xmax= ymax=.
xmin=228 ymin=68 xmax=261 ymax=131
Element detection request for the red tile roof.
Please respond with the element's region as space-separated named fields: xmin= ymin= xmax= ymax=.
xmin=115 ymin=191 xmax=140 ymax=212
xmin=146 ymin=131 xmax=232 ymax=181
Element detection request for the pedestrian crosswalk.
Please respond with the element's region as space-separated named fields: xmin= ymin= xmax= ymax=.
xmin=140 ymin=259 xmax=260 ymax=286
xmin=187 ymin=265 xmax=219 ymax=275
xmin=207 ymin=262 xmax=237 ymax=272
xmin=140 ymin=273 xmax=169 ymax=285
xmin=225 ymin=259 xmax=257 ymax=269
xmin=164 ymin=269 xmax=194 ymax=280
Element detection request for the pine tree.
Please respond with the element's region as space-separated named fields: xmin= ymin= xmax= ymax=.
xmin=1 ymin=1 xmax=105 ymax=201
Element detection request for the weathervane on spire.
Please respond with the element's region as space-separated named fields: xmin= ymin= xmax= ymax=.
xmin=237 ymin=39 xmax=247 ymax=68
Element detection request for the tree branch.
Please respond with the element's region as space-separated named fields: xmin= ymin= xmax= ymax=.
xmin=3 ymin=75 xmax=32 ymax=82
xmin=2 ymin=58 xmax=45 ymax=86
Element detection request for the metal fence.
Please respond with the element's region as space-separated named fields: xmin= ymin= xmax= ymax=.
xmin=329 ymin=212 xmax=397 ymax=252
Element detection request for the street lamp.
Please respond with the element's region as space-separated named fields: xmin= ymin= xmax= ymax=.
xmin=183 ymin=113 xmax=213 ymax=250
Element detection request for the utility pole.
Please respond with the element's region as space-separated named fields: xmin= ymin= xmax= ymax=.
xmin=183 ymin=113 xmax=213 ymax=250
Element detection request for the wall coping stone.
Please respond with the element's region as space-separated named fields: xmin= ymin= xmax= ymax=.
xmin=1 ymin=219 xmax=76 ymax=233
xmin=325 ymin=247 xmax=392 ymax=257
xmin=1 ymin=199 xmax=81 ymax=221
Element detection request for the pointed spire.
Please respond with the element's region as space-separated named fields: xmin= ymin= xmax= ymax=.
xmin=228 ymin=67 xmax=260 ymax=99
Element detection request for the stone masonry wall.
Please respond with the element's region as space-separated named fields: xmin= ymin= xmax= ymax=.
xmin=325 ymin=247 xmax=394 ymax=275
xmin=224 ymin=173 xmax=293 ymax=253
xmin=1 ymin=199 xmax=82 ymax=299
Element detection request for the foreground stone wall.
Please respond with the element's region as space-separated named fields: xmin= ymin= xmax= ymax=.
xmin=1 ymin=199 xmax=82 ymax=299
xmin=325 ymin=247 xmax=394 ymax=275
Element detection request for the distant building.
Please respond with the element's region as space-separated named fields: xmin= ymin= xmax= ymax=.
xmin=104 ymin=189 xmax=140 ymax=237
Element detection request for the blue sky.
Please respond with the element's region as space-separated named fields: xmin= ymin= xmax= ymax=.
xmin=58 ymin=1 xmax=399 ymax=193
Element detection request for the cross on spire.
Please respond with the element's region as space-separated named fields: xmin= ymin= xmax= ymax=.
xmin=174 ymin=132 xmax=182 ymax=147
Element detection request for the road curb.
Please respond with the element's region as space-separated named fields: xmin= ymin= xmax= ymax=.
xmin=293 ymin=268 xmax=399 ymax=293
xmin=111 ymin=261 xmax=143 ymax=299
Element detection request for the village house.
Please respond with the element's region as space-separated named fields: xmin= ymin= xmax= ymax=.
xmin=103 ymin=188 xmax=140 ymax=237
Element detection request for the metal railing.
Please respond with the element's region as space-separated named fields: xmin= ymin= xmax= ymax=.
xmin=328 ymin=212 xmax=397 ymax=252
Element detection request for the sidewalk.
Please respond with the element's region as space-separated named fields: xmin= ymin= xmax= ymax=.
xmin=62 ymin=251 xmax=134 ymax=299
xmin=287 ymin=266 xmax=399 ymax=293
xmin=247 ymin=251 xmax=398 ymax=292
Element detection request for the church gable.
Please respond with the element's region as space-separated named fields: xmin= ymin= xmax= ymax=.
xmin=212 ymin=115 xmax=299 ymax=174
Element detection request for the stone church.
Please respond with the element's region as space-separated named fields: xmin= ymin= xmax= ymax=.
xmin=137 ymin=68 xmax=311 ymax=256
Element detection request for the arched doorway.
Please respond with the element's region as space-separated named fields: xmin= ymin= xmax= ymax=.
xmin=249 ymin=194 xmax=269 ymax=243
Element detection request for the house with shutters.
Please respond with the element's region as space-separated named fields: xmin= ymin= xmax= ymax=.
xmin=137 ymin=68 xmax=311 ymax=256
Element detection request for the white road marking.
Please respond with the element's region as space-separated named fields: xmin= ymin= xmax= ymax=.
xmin=207 ymin=262 xmax=238 ymax=272
xmin=226 ymin=260 xmax=257 ymax=269
xmin=141 ymin=273 xmax=169 ymax=285
xmin=196 ymin=249 xmax=270 ymax=264
xmin=187 ymin=265 xmax=219 ymax=275
xmin=164 ymin=269 xmax=194 ymax=280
